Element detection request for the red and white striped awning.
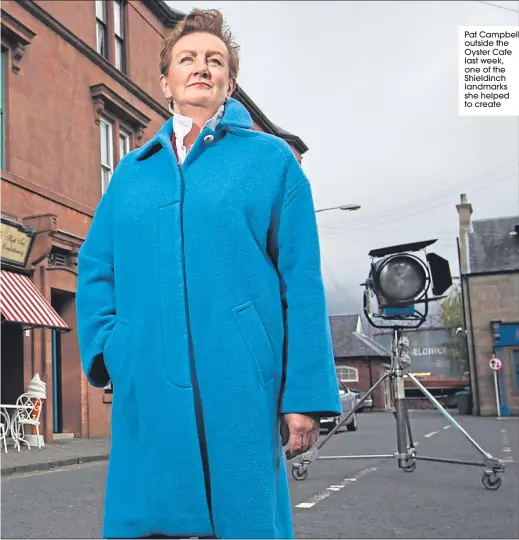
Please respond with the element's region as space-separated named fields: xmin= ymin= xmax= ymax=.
xmin=0 ymin=270 xmax=69 ymax=331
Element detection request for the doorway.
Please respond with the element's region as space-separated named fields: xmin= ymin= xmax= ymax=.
xmin=1 ymin=323 xmax=24 ymax=404
xmin=51 ymin=290 xmax=81 ymax=435
xmin=51 ymin=328 xmax=63 ymax=433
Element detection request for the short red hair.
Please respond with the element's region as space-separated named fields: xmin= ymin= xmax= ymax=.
xmin=160 ymin=9 xmax=240 ymax=81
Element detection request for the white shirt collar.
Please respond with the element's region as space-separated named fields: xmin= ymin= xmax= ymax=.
xmin=173 ymin=105 xmax=225 ymax=164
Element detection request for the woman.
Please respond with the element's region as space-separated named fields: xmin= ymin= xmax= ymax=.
xmin=77 ymin=9 xmax=341 ymax=540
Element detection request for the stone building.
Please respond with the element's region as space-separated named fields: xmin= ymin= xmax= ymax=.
xmin=1 ymin=0 xmax=308 ymax=441
xmin=457 ymin=194 xmax=519 ymax=416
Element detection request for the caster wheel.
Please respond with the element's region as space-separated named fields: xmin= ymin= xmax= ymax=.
xmin=292 ymin=465 xmax=309 ymax=481
xmin=403 ymin=461 xmax=416 ymax=473
xmin=482 ymin=473 xmax=502 ymax=490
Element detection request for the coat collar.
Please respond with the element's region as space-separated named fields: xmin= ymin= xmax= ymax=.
xmin=135 ymin=98 xmax=253 ymax=162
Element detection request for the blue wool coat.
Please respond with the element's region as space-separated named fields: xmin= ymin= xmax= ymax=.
xmin=76 ymin=98 xmax=341 ymax=539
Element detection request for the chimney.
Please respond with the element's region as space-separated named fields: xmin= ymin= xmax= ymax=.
xmin=456 ymin=193 xmax=473 ymax=273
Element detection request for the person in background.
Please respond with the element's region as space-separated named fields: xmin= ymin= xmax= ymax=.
xmin=76 ymin=8 xmax=341 ymax=540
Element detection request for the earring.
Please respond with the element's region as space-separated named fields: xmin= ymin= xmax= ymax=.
xmin=168 ymin=99 xmax=174 ymax=114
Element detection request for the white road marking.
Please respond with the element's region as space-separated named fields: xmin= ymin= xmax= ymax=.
xmin=504 ymin=458 xmax=515 ymax=463
xmin=425 ymin=431 xmax=439 ymax=438
xmin=503 ymin=447 xmax=512 ymax=452
xmin=294 ymin=467 xmax=377 ymax=509
xmin=294 ymin=491 xmax=332 ymax=509
xmin=500 ymin=429 xmax=507 ymax=433
xmin=443 ymin=425 xmax=451 ymax=430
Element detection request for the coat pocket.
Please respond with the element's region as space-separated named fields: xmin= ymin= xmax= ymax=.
xmin=233 ymin=301 xmax=275 ymax=389
xmin=103 ymin=318 xmax=131 ymax=383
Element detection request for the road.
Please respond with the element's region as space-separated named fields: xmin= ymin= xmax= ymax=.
xmin=2 ymin=411 xmax=518 ymax=539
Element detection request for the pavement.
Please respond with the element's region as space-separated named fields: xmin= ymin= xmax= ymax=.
xmin=1 ymin=411 xmax=518 ymax=539
xmin=1 ymin=437 xmax=110 ymax=476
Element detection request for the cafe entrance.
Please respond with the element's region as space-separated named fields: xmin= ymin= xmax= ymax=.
xmin=0 ymin=322 xmax=24 ymax=405
xmin=1 ymin=218 xmax=70 ymax=442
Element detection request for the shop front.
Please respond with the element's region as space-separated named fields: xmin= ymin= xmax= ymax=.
xmin=1 ymin=217 xmax=70 ymax=442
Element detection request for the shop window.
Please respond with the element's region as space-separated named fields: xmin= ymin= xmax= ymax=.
xmin=336 ymin=365 xmax=359 ymax=383
xmin=95 ymin=0 xmax=127 ymax=73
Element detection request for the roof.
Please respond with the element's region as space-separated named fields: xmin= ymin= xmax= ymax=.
xmin=154 ymin=2 xmax=309 ymax=155
xmin=272 ymin=123 xmax=309 ymax=155
xmin=329 ymin=315 xmax=390 ymax=358
xmin=467 ymin=216 xmax=519 ymax=274
xmin=330 ymin=314 xmax=360 ymax=335
xmin=143 ymin=0 xmax=183 ymax=27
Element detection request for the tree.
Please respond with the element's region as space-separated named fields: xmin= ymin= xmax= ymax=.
xmin=439 ymin=280 xmax=468 ymax=376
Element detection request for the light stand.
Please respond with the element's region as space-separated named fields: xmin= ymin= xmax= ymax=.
xmin=291 ymin=240 xmax=505 ymax=490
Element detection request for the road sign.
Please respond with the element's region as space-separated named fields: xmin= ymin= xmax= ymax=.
xmin=489 ymin=356 xmax=503 ymax=371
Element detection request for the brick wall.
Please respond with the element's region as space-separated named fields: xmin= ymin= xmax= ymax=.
xmin=464 ymin=273 xmax=519 ymax=416
xmin=335 ymin=358 xmax=387 ymax=410
xmin=2 ymin=0 xmax=171 ymax=439
xmin=3 ymin=1 xmax=168 ymax=210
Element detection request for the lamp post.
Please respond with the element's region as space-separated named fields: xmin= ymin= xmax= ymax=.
xmin=315 ymin=204 xmax=361 ymax=214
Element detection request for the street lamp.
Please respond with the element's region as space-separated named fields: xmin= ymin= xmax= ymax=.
xmin=315 ymin=204 xmax=361 ymax=214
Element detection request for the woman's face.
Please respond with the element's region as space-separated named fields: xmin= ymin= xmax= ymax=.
xmin=160 ymin=32 xmax=235 ymax=113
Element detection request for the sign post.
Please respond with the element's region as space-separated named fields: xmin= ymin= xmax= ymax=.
xmin=488 ymin=356 xmax=503 ymax=418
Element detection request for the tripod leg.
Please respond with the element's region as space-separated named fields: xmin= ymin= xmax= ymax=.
xmin=404 ymin=400 xmax=415 ymax=449
xmin=315 ymin=372 xmax=390 ymax=450
xmin=407 ymin=373 xmax=492 ymax=459
xmin=392 ymin=373 xmax=408 ymax=469
xmin=401 ymin=398 xmax=417 ymax=472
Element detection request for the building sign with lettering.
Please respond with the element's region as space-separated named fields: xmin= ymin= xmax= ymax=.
xmin=374 ymin=328 xmax=457 ymax=377
xmin=412 ymin=347 xmax=447 ymax=356
xmin=1 ymin=219 xmax=36 ymax=267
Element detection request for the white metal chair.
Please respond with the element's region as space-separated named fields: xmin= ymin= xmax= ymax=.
xmin=14 ymin=393 xmax=43 ymax=450
xmin=0 ymin=409 xmax=9 ymax=453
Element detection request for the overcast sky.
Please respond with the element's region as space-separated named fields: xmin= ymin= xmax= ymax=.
xmin=168 ymin=0 xmax=519 ymax=314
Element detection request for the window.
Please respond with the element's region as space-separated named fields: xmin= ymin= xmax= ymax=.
xmin=113 ymin=0 xmax=125 ymax=71
xmin=119 ymin=129 xmax=130 ymax=159
xmin=1 ymin=48 xmax=6 ymax=170
xmin=95 ymin=0 xmax=108 ymax=59
xmin=100 ymin=116 xmax=133 ymax=193
xmin=95 ymin=0 xmax=126 ymax=72
xmin=100 ymin=118 xmax=113 ymax=193
xmin=336 ymin=365 xmax=359 ymax=383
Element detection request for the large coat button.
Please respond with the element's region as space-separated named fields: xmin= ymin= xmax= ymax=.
xmin=203 ymin=134 xmax=214 ymax=144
